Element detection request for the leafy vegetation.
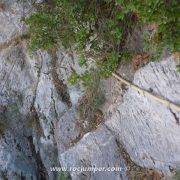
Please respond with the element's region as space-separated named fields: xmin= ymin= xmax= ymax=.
xmin=25 ymin=0 xmax=179 ymax=81
xmin=76 ymin=69 xmax=105 ymax=130
xmin=25 ymin=0 xmax=136 ymax=78
xmin=25 ymin=0 xmax=179 ymax=128
xmin=119 ymin=0 xmax=179 ymax=49
xmin=176 ymin=65 xmax=180 ymax=72
xmin=173 ymin=170 xmax=180 ymax=180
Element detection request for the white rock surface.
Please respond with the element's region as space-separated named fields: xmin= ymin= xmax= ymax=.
xmin=106 ymin=57 xmax=180 ymax=172
xmin=60 ymin=125 xmax=127 ymax=180
xmin=0 ymin=0 xmax=180 ymax=180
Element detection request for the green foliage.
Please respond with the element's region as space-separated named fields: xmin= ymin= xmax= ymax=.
xmin=98 ymin=51 xmax=119 ymax=78
xmin=26 ymin=0 xmax=179 ymax=81
xmin=173 ymin=170 xmax=180 ymax=180
xmin=25 ymin=0 xmax=77 ymax=51
xmin=0 ymin=120 xmax=7 ymax=135
xmin=58 ymin=171 xmax=71 ymax=180
xmin=26 ymin=0 xmax=135 ymax=77
xmin=77 ymin=70 xmax=105 ymax=129
xmin=117 ymin=0 xmax=179 ymax=53
xmin=25 ymin=12 xmax=57 ymax=50
xmin=142 ymin=31 xmax=164 ymax=61
xmin=78 ymin=54 xmax=87 ymax=67
xmin=176 ymin=65 xmax=180 ymax=72
xmin=68 ymin=71 xmax=93 ymax=86
xmin=68 ymin=71 xmax=80 ymax=85
xmin=25 ymin=0 xmax=179 ymax=131
xmin=68 ymin=68 xmax=107 ymax=126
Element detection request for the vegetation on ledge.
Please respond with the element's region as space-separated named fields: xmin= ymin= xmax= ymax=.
xmin=25 ymin=0 xmax=179 ymax=82
xmin=24 ymin=0 xmax=179 ymax=127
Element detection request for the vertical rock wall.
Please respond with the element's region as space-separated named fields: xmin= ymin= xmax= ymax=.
xmin=105 ymin=57 xmax=180 ymax=172
xmin=0 ymin=0 xmax=180 ymax=180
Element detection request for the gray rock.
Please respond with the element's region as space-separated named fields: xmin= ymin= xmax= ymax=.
xmin=54 ymin=108 xmax=82 ymax=154
xmin=60 ymin=125 xmax=127 ymax=180
xmin=0 ymin=1 xmax=83 ymax=179
xmin=106 ymin=57 xmax=180 ymax=173
xmin=0 ymin=0 xmax=30 ymax=43
xmin=0 ymin=0 xmax=180 ymax=179
xmin=0 ymin=102 xmax=37 ymax=180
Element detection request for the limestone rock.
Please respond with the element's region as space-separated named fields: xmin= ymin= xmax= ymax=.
xmin=60 ymin=125 xmax=127 ymax=180
xmin=0 ymin=0 xmax=180 ymax=179
xmin=106 ymin=57 xmax=180 ymax=173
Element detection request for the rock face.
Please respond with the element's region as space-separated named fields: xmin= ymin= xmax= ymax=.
xmin=60 ymin=125 xmax=127 ymax=180
xmin=106 ymin=58 xmax=180 ymax=172
xmin=0 ymin=1 xmax=82 ymax=179
xmin=0 ymin=0 xmax=180 ymax=180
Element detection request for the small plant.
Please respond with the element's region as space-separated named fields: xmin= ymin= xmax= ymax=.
xmin=173 ymin=170 xmax=180 ymax=180
xmin=76 ymin=70 xmax=105 ymax=131
xmin=0 ymin=120 xmax=7 ymax=135
xmin=58 ymin=171 xmax=71 ymax=180
xmin=176 ymin=65 xmax=180 ymax=73
xmin=142 ymin=30 xmax=164 ymax=61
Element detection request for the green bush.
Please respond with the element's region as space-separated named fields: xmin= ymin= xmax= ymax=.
xmin=25 ymin=0 xmax=135 ymax=78
xmin=26 ymin=0 xmax=179 ymax=82
xmin=118 ymin=0 xmax=179 ymax=52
